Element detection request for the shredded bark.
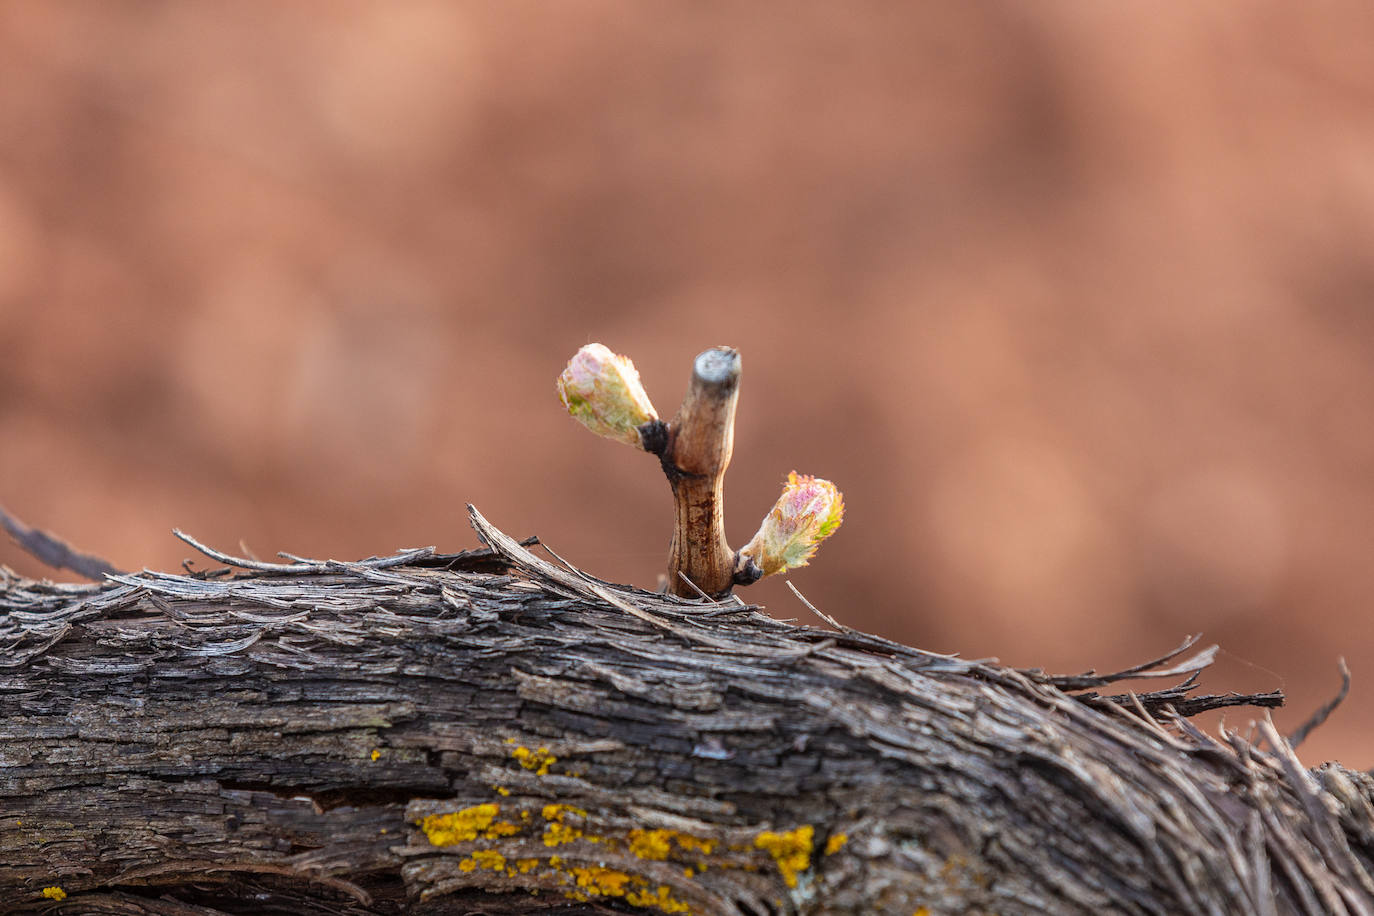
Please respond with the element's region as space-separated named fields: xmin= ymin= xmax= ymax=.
xmin=0 ymin=505 xmax=1369 ymax=915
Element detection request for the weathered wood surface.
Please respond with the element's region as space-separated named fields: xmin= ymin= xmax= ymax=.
xmin=1 ymin=507 xmax=1371 ymax=915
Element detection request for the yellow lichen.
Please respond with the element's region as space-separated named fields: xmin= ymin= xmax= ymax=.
xmin=540 ymin=805 xmax=588 ymax=846
xmin=824 ymin=833 xmax=848 ymax=856
xmin=754 ymin=825 xmax=814 ymax=888
xmin=914 ymin=910 xmax=931 ymax=916
xmin=483 ymin=820 xmax=522 ymax=839
xmin=493 ymin=785 xmax=510 ymax=796
xmin=674 ymin=834 xmax=716 ymax=855
xmin=629 ymin=828 xmax=674 ymax=860
xmin=470 ymin=850 xmax=507 ymax=872
xmin=42 ymin=887 xmax=67 ymax=901
xmin=541 ymin=803 xmax=586 ymax=822
xmin=370 ymin=748 xmax=381 ymax=761
xmin=571 ymin=866 xmax=633 ymax=896
xmin=626 ymin=883 xmax=693 ymax=914
xmin=559 ymin=865 xmax=693 ymax=915
xmin=512 ymin=745 xmax=556 ymax=775
xmin=419 ymin=803 xmax=501 ymax=846
xmin=543 ymin=821 xmax=583 ymax=847
xmin=627 ymin=828 xmax=716 ymax=861
xmin=525 ymin=838 xmax=699 ymax=914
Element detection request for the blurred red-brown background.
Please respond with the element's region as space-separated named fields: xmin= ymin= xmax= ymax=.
xmin=2 ymin=4 xmax=1372 ymax=765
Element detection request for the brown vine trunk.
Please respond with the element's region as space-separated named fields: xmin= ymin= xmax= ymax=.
xmin=1 ymin=506 xmax=1371 ymax=915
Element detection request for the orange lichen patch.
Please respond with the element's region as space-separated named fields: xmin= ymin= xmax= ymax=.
xmin=628 ymin=828 xmax=673 ymax=860
xmin=541 ymin=804 xmax=586 ymax=822
xmin=541 ymin=804 xmax=589 ymax=846
xmin=824 ymin=833 xmax=848 ymax=855
xmin=511 ymin=745 xmax=556 ymax=775
xmin=485 ymin=820 xmax=522 ymax=838
xmin=493 ymin=785 xmax=510 ymax=796
xmin=571 ymin=865 xmax=634 ymax=896
xmin=419 ymin=803 xmax=501 ymax=846
xmin=542 ymin=821 xmax=583 ymax=847
xmin=41 ymin=887 xmax=67 ymax=901
xmin=556 ymin=864 xmax=693 ymax=914
xmin=370 ymin=748 xmax=381 ymax=761
xmin=458 ymin=849 xmax=508 ymax=873
xmin=432 ymin=812 xmax=705 ymax=912
xmin=627 ymin=884 xmax=693 ymax=914
xmin=629 ymin=828 xmax=717 ymax=861
xmin=914 ymin=909 xmax=931 ymax=916
xmin=754 ymin=825 xmax=814 ymax=888
xmin=674 ymin=834 xmax=716 ymax=855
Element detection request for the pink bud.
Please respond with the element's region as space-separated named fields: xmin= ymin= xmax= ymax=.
xmin=741 ymin=472 xmax=844 ymax=577
xmin=557 ymin=344 xmax=659 ymax=448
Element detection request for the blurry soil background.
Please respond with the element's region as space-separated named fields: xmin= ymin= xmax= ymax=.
xmin=2 ymin=4 xmax=1373 ymax=765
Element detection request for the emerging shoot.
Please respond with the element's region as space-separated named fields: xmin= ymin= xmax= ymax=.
xmin=558 ymin=343 xmax=843 ymax=598
xmin=737 ymin=472 xmax=844 ymax=578
xmin=557 ymin=343 xmax=659 ymax=449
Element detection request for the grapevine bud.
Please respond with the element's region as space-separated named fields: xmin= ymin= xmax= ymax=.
xmin=740 ymin=472 xmax=844 ymax=577
xmin=557 ymin=344 xmax=659 ymax=448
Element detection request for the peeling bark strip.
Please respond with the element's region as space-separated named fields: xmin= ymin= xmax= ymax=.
xmin=0 ymin=508 xmax=1371 ymax=915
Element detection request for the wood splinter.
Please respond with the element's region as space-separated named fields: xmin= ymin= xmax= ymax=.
xmin=558 ymin=343 xmax=843 ymax=601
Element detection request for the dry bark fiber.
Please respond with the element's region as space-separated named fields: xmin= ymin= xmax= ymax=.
xmin=1 ymin=507 xmax=1371 ymax=915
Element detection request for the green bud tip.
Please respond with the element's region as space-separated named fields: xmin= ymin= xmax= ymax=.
xmin=557 ymin=343 xmax=659 ymax=448
xmin=741 ymin=472 xmax=844 ymax=577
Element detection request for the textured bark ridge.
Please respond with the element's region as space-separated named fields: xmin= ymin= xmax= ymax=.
xmin=1 ymin=507 xmax=1371 ymax=915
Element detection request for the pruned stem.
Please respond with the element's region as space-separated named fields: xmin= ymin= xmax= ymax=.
xmin=647 ymin=347 xmax=741 ymax=598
